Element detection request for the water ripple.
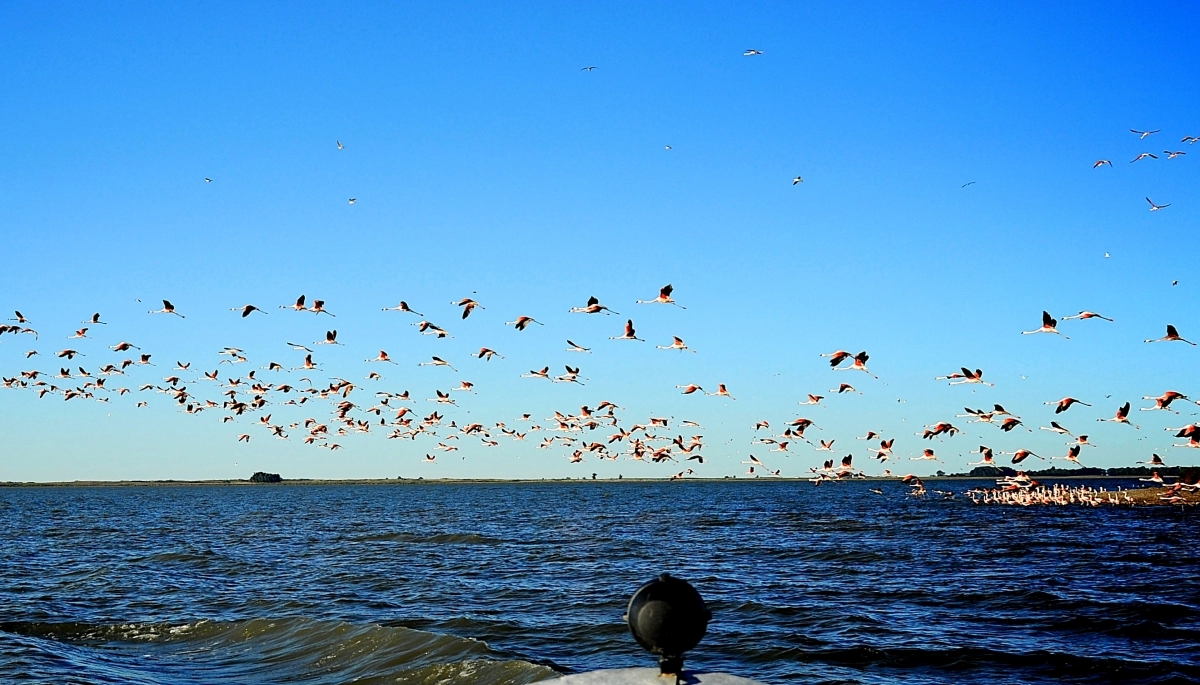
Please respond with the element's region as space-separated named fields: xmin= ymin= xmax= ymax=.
xmin=0 ymin=479 xmax=1196 ymax=684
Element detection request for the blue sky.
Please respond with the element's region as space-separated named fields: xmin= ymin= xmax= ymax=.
xmin=1 ymin=2 xmax=1198 ymax=481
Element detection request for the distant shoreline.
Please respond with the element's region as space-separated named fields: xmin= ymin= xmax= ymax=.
xmin=0 ymin=474 xmax=1175 ymax=488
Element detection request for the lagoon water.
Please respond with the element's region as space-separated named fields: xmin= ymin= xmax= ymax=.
xmin=1 ymin=480 xmax=1197 ymax=684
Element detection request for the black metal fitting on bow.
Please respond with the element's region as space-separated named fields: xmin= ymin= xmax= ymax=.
xmin=624 ymin=573 xmax=711 ymax=678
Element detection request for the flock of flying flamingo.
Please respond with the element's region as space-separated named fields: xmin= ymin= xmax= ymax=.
xmin=1 ymin=121 xmax=1197 ymax=493
xmin=0 ymin=273 xmax=1197 ymax=493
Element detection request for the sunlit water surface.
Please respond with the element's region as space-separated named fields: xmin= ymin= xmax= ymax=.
xmin=1 ymin=480 xmax=1197 ymax=684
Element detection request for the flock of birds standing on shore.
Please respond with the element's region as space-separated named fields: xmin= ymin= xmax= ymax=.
xmin=960 ymin=472 xmax=1200 ymax=507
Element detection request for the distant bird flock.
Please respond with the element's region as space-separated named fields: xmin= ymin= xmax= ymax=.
xmin=1094 ymin=127 xmax=1197 ymax=212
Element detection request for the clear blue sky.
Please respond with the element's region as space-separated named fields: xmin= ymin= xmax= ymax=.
xmin=1 ymin=2 xmax=1198 ymax=481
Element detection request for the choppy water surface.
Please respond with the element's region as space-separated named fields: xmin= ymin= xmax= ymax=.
xmin=1 ymin=480 xmax=1197 ymax=684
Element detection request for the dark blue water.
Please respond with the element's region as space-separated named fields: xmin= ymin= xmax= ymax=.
xmin=1 ymin=480 xmax=1197 ymax=684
